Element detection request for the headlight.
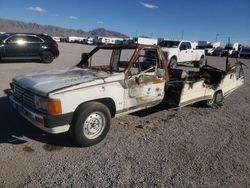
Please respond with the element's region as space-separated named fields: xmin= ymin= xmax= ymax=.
xmin=35 ymin=96 xmax=48 ymax=110
xmin=35 ymin=96 xmax=62 ymax=115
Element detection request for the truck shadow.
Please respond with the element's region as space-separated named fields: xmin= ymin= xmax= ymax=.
xmin=0 ymin=90 xmax=74 ymax=147
xmin=131 ymin=103 xmax=177 ymax=117
xmin=0 ymin=90 xmax=208 ymax=146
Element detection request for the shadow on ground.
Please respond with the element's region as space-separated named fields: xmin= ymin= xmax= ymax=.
xmin=0 ymin=90 xmax=74 ymax=147
xmin=0 ymin=89 xmax=208 ymax=147
xmin=0 ymin=59 xmax=43 ymax=64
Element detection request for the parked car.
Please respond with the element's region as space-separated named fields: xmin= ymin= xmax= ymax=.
xmin=240 ymin=47 xmax=250 ymax=58
xmin=222 ymin=43 xmax=241 ymax=57
xmin=205 ymin=42 xmax=221 ymax=55
xmin=212 ymin=47 xmax=224 ymax=56
xmin=159 ymin=40 xmax=205 ymax=68
xmin=0 ymin=33 xmax=59 ymax=63
xmin=8 ymin=44 xmax=245 ymax=146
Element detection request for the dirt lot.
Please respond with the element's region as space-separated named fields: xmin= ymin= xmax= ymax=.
xmin=0 ymin=43 xmax=250 ymax=187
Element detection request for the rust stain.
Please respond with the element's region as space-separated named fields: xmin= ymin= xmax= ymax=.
xmin=151 ymin=75 xmax=163 ymax=84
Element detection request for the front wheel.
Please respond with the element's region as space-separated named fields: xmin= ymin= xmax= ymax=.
xmin=71 ymin=102 xmax=111 ymax=147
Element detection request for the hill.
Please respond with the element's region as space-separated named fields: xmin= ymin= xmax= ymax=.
xmin=0 ymin=18 xmax=128 ymax=38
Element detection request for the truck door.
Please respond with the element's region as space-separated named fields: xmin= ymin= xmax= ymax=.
xmin=25 ymin=35 xmax=43 ymax=57
xmin=179 ymin=42 xmax=191 ymax=62
xmin=125 ymin=48 xmax=166 ymax=109
xmin=186 ymin=42 xmax=193 ymax=61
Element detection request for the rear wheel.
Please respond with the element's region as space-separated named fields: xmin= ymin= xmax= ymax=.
xmin=41 ymin=51 xmax=54 ymax=64
xmin=71 ymin=102 xmax=111 ymax=147
xmin=193 ymin=56 xmax=204 ymax=68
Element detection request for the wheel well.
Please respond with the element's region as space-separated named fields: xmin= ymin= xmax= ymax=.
xmin=214 ymin=90 xmax=224 ymax=102
xmin=41 ymin=50 xmax=54 ymax=57
xmin=171 ymin=56 xmax=177 ymax=61
xmin=216 ymin=89 xmax=223 ymax=96
xmin=75 ymin=98 xmax=116 ymax=118
xmin=95 ymin=98 xmax=116 ymax=117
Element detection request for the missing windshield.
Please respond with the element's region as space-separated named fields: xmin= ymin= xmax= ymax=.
xmin=78 ymin=47 xmax=135 ymax=73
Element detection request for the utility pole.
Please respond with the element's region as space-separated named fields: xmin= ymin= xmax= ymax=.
xmin=181 ymin=31 xmax=184 ymax=40
xmin=215 ymin=33 xmax=219 ymax=42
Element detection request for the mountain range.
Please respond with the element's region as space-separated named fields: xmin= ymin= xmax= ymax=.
xmin=0 ymin=18 xmax=128 ymax=38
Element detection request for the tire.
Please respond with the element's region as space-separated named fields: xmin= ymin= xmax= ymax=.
xmin=169 ymin=57 xmax=177 ymax=68
xmin=206 ymin=91 xmax=223 ymax=107
xmin=41 ymin=51 xmax=54 ymax=64
xmin=71 ymin=102 xmax=111 ymax=147
xmin=193 ymin=56 xmax=204 ymax=68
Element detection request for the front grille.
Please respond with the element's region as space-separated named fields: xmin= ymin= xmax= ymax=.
xmin=13 ymin=84 xmax=36 ymax=108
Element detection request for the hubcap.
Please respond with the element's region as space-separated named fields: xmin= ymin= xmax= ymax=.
xmin=83 ymin=112 xmax=105 ymax=139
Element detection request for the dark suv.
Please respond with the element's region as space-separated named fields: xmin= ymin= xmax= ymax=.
xmin=0 ymin=33 xmax=59 ymax=63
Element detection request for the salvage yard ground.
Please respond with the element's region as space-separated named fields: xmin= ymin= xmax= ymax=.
xmin=0 ymin=43 xmax=250 ymax=187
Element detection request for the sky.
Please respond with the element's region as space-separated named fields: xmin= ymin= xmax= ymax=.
xmin=0 ymin=0 xmax=250 ymax=45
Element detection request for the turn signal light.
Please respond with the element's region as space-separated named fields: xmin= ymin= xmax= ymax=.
xmin=48 ymin=99 xmax=62 ymax=115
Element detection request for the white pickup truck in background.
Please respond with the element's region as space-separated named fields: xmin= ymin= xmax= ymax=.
xmin=159 ymin=40 xmax=205 ymax=68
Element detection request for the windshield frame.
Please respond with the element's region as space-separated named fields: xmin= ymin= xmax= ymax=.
xmin=77 ymin=45 xmax=139 ymax=72
xmin=76 ymin=44 xmax=168 ymax=77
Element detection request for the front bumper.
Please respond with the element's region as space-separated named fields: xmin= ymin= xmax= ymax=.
xmin=9 ymin=95 xmax=72 ymax=134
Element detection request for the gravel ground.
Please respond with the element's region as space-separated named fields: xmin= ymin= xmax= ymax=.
xmin=0 ymin=43 xmax=250 ymax=187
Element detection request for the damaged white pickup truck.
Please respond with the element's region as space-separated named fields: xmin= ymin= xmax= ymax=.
xmin=9 ymin=44 xmax=245 ymax=146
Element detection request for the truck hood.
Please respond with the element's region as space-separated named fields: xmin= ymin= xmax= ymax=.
xmin=13 ymin=67 xmax=121 ymax=96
